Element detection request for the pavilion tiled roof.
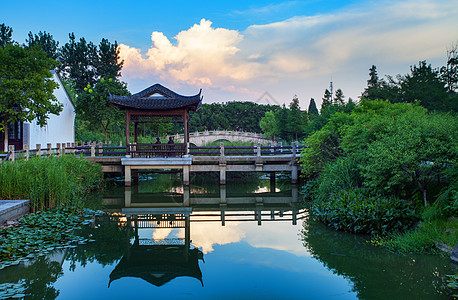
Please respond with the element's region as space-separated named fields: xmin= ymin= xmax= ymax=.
xmin=109 ymin=83 xmax=202 ymax=111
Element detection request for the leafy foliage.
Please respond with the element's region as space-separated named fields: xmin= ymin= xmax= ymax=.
xmin=0 ymin=23 xmax=13 ymax=48
xmin=76 ymin=78 xmax=129 ymax=143
xmin=0 ymin=44 xmax=62 ymax=151
xmin=0 ymin=208 xmax=98 ymax=264
xmin=25 ymin=31 xmax=59 ymax=60
xmin=190 ymin=101 xmax=278 ymax=133
xmin=311 ymin=188 xmax=418 ymax=235
xmin=308 ymin=98 xmax=319 ymax=116
xmin=362 ymin=61 xmax=456 ymax=112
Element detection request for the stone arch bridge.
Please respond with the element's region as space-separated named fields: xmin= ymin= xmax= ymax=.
xmin=170 ymin=130 xmax=277 ymax=146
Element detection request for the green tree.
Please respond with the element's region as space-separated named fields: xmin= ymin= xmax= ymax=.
xmin=259 ymin=110 xmax=278 ymax=138
xmin=334 ymin=89 xmax=345 ymax=105
xmin=321 ymin=89 xmax=332 ymax=111
xmin=288 ymin=95 xmax=306 ymax=140
xmin=0 ymin=23 xmax=13 ymax=48
xmin=96 ymin=38 xmax=123 ymax=79
xmin=341 ymin=99 xmax=458 ymax=205
xmin=25 ymin=31 xmax=59 ymax=60
xmin=76 ymin=78 xmax=129 ymax=143
xmin=440 ymin=43 xmax=458 ymax=94
xmin=367 ymin=65 xmax=379 ymax=88
xmin=59 ymin=33 xmax=98 ymax=92
xmin=308 ymin=98 xmax=319 ymax=116
xmin=400 ymin=61 xmax=449 ymax=111
xmin=0 ymin=45 xmax=62 ymax=151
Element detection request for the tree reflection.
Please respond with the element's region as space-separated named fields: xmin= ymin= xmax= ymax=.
xmin=0 ymin=254 xmax=64 ymax=299
xmin=301 ymin=219 xmax=452 ymax=299
xmin=64 ymin=215 xmax=131 ymax=270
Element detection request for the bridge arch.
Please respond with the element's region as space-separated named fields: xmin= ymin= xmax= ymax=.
xmin=171 ymin=130 xmax=276 ymax=146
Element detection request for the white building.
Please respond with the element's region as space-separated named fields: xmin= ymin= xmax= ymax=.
xmin=23 ymin=71 xmax=75 ymax=149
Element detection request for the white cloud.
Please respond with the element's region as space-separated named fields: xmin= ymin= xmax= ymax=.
xmin=119 ymin=0 xmax=458 ymax=107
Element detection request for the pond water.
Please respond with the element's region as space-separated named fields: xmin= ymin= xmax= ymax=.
xmin=0 ymin=173 xmax=454 ymax=299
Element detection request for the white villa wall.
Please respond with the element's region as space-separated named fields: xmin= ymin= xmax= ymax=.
xmin=24 ymin=72 xmax=75 ymax=149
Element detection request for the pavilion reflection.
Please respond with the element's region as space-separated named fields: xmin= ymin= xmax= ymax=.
xmin=104 ymin=185 xmax=306 ymax=288
xmin=108 ymin=208 xmax=204 ymax=288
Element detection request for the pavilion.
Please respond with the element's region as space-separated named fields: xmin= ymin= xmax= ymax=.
xmin=109 ymin=84 xmax=202 ymax=186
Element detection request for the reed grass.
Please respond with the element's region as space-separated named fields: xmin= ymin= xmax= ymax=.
xmin=0 ymin=155 xmax=103 ymax=212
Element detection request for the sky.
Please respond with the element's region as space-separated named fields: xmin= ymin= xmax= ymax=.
xmin=2 ymin=0 xmax=458 ymax=109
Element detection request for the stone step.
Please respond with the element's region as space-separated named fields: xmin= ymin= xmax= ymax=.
xmin=0 ymin=200 xmax=30 ymax=225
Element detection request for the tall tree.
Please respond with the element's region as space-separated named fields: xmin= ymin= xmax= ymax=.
xmin=59 ymin=33 xmax=98 ymax=92
xmin=321 ymin=89 xmax=332 ymax=111
xmin=0 ymin=24 xmax=13 ymax=48
xmin=259 ymin=110 xmax=278 ymax=138
xmin=277 ymin=104 xmax=290 ymax=141
xmin=288 ymin=95 xmax=305 ymax=140
xmin=308 ymin=98 xmax=319 ymax=116
xmin=0 ymin=45 xmax=62 ymax=151
xmin=334 ymin=89 xmax=345 ymax=105
xmin=367 ymin=65 xmax=379 ymax=88
xmin=96 ymin=38 xmax=123 ymax=79
xmin=25 ymin=31 xmax=59 ymax=60
xmin=440 ymin=43 xmax=458 ymax=94
xmin=400 ymin=61 xmax=449 ymax=111
xmin=76 ymin=78 xmax=129 ymax=143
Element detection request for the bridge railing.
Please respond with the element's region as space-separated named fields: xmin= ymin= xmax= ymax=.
xmin=2 ymin=141 xmax=305 ymax=162
xmin=189 ymin=143 xmax=305 ymax=156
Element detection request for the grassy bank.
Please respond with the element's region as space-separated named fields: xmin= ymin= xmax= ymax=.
xmin=0 ymin=155 xmax=103 ymax=212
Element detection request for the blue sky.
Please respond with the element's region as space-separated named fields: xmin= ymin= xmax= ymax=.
xmin=2 ymin=0 xmax=458 ymax=108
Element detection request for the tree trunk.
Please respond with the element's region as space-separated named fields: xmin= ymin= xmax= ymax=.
xmin=103 ymin=120 xmax=110 ymax=144
xmin=422 ymin=188 xmax=428 ymax=206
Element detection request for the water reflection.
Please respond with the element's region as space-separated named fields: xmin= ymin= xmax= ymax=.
xmin=102 ymin=182 xmax=305 ymax=287
xmin=301 ymin=219 xmax=453 ymax=299
xmin=109 ymin=211 xmax=204 ymax=287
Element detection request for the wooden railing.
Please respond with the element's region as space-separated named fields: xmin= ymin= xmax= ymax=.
xmin=1 ymin=141 xmax=305 ymax=162
xmin=127 ymin=143 xmax=186 ymax=158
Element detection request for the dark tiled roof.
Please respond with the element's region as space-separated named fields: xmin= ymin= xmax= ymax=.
xmin=109 ymin=83 xmax=202 ymax=111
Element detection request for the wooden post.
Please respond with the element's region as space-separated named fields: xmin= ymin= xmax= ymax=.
xmin=47 ymin=143 xmax=52 ymax=157
xmin=24 ymin=144 xmax=29 ymax=161
xmin=133 ymin=122 xmax=138 ymax=145
xmin=56 ymin=143 xmax=61 ymax=157
xmin=36 ymin=144 xmax=41 ymax=157
xmin=62 ymin=143 xmax=66 ymax=155
xmin=256 ymin=143 xmax=261 ymax=157
xmin=8 ymin=145 xmax=15 ymax=161
xmin=98 ymin=141 xmax=103 ymax=154
xmin=270 ymin=142 xmax=274 ymax=155
xmin=125 ymin=111 xmax=130 ymax=155
xmin=270 ymin=172 xmax=276 ymax=192
xmin=72 ymin=142 xmax=76 ymax=153
xmin=279 ymin=142 xmax=283 ymax=153
xmin=91 ymin=142 xmax=96 ymax=158
xmin=66 ymin=143 xmax=71 ymax=154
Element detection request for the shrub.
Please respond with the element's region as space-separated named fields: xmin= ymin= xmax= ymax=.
xmin=311 ymin=188 xmax=418 ymax=235
xmin=312 ymin=157 xmax=363 ymax=203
